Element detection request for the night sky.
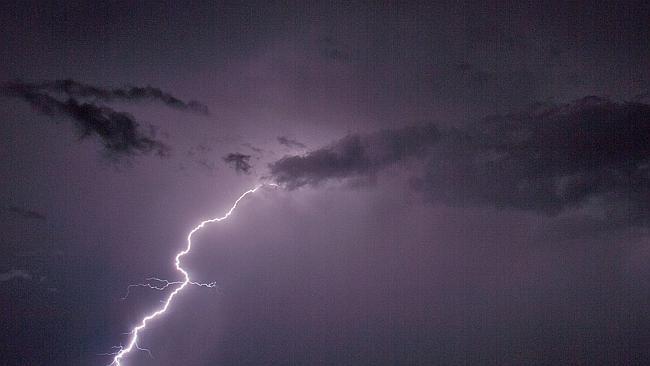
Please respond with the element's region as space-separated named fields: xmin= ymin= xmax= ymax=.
xmin=2 ymin=1 xmax=650 ymax=365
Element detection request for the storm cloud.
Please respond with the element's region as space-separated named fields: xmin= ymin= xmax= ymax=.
xmin=2 ymin=81 xmax=168 ymax=156
xmin=223 ymin=153 xmax=252 ymax=174
xmin=29 ymin=79 xmax=209 ymax=115
xmin=269 ymin=124 xmax=440 ymax=189
xmin=271 ymin=97 xmax=650 ymax=228
xmin=277 ymin=136 xmax=306 ymax=149
xmin=417 ymin=97 xmax=650 ymax=224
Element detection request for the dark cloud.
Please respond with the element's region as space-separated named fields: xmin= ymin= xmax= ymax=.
xmin=7 ymin=206 xmax=46 ymax=220
xmin=35 ymin=79 xmax=210 ymax=115
xmin=416 ymin=97 xmax=650 ymax=227
xmin=2 ymin=81 xmax=169 ymax=156
xmin=269 ymin=124 xmax=440 ymax=189
xmin=277 ymin=136 xmax=306 ymax=149
xmin=223 ymin=153 xmax=252 ymax=174
xmin=270 ymin=97 xmax=650 ymax=229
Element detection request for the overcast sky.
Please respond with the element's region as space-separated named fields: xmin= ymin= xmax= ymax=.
xmin=1 ymin=1 xmax=650 ymax=365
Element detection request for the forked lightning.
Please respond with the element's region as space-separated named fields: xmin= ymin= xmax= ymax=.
xmin=108 ymin=183 xmax=277 ymax=365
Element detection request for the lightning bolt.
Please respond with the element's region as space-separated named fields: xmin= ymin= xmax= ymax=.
xmin=108 ymin=183 xmax=278 ymax=365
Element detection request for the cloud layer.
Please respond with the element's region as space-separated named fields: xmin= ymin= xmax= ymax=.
xmin=2 ymin=79 xmax=210 ymax=156
xmin=2 ymin=81 xmax=168 ymax=156
xmin=270 ymin=97 xmax=650 ymax=228
xmin=269 ymin=124 xmax=440 ymax=189
xmin=35 ymin=79 xmax=209 ymax=115
xmin=417 ymin=97 xmax=650 ymax=225
xmin=277 ymin=136 xmax=306 ymax=149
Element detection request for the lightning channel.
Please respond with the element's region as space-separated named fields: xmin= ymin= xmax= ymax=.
xmin=109 ymin=183 xmax=278 ymax=366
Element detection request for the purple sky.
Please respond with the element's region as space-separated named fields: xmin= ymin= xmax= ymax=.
xmin=1 ymin=1 xmax=650 ymax=365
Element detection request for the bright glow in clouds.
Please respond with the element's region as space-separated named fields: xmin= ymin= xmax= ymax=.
xmin=108 ymin=183 xmax=278 ymax=365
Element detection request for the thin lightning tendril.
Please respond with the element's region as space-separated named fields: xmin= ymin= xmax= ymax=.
xmin=121 ymin=277 xmax=218 ymax=300
xmin=109 ymin=183 xmax=278 ymax=366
